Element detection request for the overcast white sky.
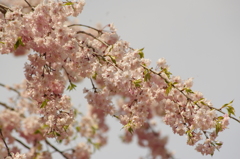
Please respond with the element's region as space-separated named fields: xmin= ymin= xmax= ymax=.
xmin=1 ymin=0 xmax=240 ymax=159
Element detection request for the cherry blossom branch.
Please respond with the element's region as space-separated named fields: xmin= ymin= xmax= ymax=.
xmin=0 ymin=128 xmax=12 ymax=157
xmin=45 ymin=139 xmax=68 ymax=159
xmin=0 ymin=102 xmax=14 ymax=111
xmin=68 ymin=24 xmax=103 ymax=34
xmin=14 ymin=137 xmax=30 ymax=149
xmin=141 ymin=64 xmax=240 ymax=123
xmin=90 ymin=78 xmax=98 ymax=93
xmin=91 ymin=52 xmax=122 ymax=71
xmin=76 ymin=30 xmax=109 ymax=46
xmin=0 ymin=83 xmax=21 ymax=96
xmin=0 ymin=4 xmax=13 ymax=14
xmin=23 ymin=0 xmax=34 ymax=11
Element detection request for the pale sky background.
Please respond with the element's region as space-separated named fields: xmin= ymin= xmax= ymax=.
xmin=1 ymin=0 xmax=240 ymax=159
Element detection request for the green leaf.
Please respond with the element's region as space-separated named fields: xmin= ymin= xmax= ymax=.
xmin=63 ymin=125 xmax=69 ymax=131
xmin=217 ymin=116 xmax=224 ymax=120
xmin=215 ymin=121 xmax=222 ymax=136
xmin=0 ymin=41 xmax=5 ymax=44
xmin=40 ymin=99 xmax=49 ymax=108
xmin=193 ymin=98 xmax=204 ymax=105
xmin=220 ymin=100 xmax=235 ymax=116
xmin=200 ymin=101 xmax=207 ymax=106
xmin=162 ymin=68 xmax=172 ymax=79
xmin=108 ymin=45 xmax=114 ymax=52
xmin=128 ymin=127 xmax=134 ymax=134
xmin=108 ymin=55 xmax=116 ymax=64
xmin=63 ymin=2 xmax=74 ymax=5
xmin=220 ymin=100 xmax=233 ymax=109
xmin=67 ymin=82 xmax=77 ymax=91
xmin=93 ymin=142 xmax=100 ymax=150
xmin=54 ymin=131 xmax=61 ymax=137
xmin=113 ymin=115 xmax=119 ymax=119
xmin=165 ymin=82 xmax=173 ymax=95
xmin=133 ymin=79 xmax=142 ymax=88
xmin=14 ymin=37 xmax=24 ymax=50
xmin=186 ymin=130 xmax=193 ymax=137
xmin=91 ymin=125 xmax=97 ymax=135
xmin=42 ymin=124 xmax=49 ymax=129
xmin=184 ymin=88 xmax=194 ymax=94
xmin=144 ymin=69 xmax=151 ymax=81
xmin=138 ymin=48 xmax=144 ymax=58
xmin=92 ymin=72 xmax=97 ymax=80
xmin=215 ymin=142 xmax=223 ymax=146
xmin=76 ymin=126 xmax=80 ymax=132
xmin=34 ymin=129 xmax=41 ymax=134
xmin=226 ymin=106 xmax=235 ymax=116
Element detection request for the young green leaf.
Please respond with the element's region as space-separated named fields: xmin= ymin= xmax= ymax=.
xmin=63 ymin=125 xmax=69 ymax=131
xmin=63 ymin=2 xmax=74 ymax=5
xmin=76 ymin=126 xmax=80 ymax=132
xmin=162 ymin=68 xmax=172 ymax=79
xmin=34 ymin=129 xmax=41 ymax=134
xmin=92 ymin=72 xmax=97 ymax=80
xmin=226 ymin=106 xmax=235 ymax=116
xmin=108 ymin=55 xmax=116 ymax=64
xmin=133 ymin=79 xmax=142 ymax=88
xmin=215 ymin=120 xmax=223 ymax=136
xmin=40 ymin=99 xmax=49 ymax=108
xmin=165 ymin=82 xmax=173 ymax=95
xmin=14 ymin=37 xmax=24 ymax=50
xmin=138 ymin=48 xmax=144 ymax=58
xmin=220 ymin=100 xmax=234 ymax=109
xmin=144 ymin=69 xmax=151 ymax=81
xmin=128 ymin=127 xmax=134 ymax=134
xmin=67 ymin=82 xmax=77 ymax=91
xmin=184 ymin=88 xmax=194 ymax=94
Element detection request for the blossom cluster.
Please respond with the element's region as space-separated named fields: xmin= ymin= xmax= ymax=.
xmin=0 ymin=0 xmax=235 ymax=159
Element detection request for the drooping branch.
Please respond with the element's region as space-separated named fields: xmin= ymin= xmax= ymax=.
xmin=0 ymin=4 xmax=13 ymax=15
xmin=68 ymin=24 xmax=103 ymax=35
xmin=23 ymin=0 xmax=34 ymax=11
xmin=0 ymin=83 xmax=20 ymax=96
xmin=0 ymin=128 xmax=12 ymax=157
xmin=76 ymin=30 xmax=109 ymax=46
xmin=45 ymin=139 xmax=69 ymax=159
xmin=0 ymin=102 xmax=14 ymax=111
xmin=14 ymin=137 xmax=30 ymax=150
xmin=141 ymin=64 xmax=240 ymax=123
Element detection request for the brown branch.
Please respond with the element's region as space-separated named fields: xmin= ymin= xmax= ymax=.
xmin=0 ymin=4 xmax=13 ymax=14
xmin=68 ymin=24 xmax=103 ymax=34
xmin=90 ymin=78 xmax=98 ymax=93
xmin=0 ymin=128 xmax=12 ymax=157
xmin=76 ymin=30 xmax=109 ymax=46
xmin=0 ymin=102 xmax=14 ymax=111
xmin=45 ymin=139 xmax=69 ymax=159
xmin=0 ymin=83 xmax=21 ymax=96
xmin=14 ymin=137 xmax=30 ymax=149
xmin=24 ymin=0 xmax=34 ymax=11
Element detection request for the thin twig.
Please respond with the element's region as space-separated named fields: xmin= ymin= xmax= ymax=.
xmin=0 ymin=83 xmax=21 ymax=96
xmin=0 ymin=4 xmax=13 ymax=14
xmin=90 ymin=78 xmax=97 ymax=93
xmin=24 ymin=0 xmax=34 ymax=11
xmin=0 ymin=102 xmax=14 ymax=111
xmin=45 ymin=139 xmax=69 ymax=159
xmin=14 ymin=137 xmax=30 ymax=149
xmin=76 ymin=30 xmax=109 ymax=46
xmin=0 ymin=128 xmax=12 ymax=157
xmin=68 ymin=24 xmax=103 ymax=34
